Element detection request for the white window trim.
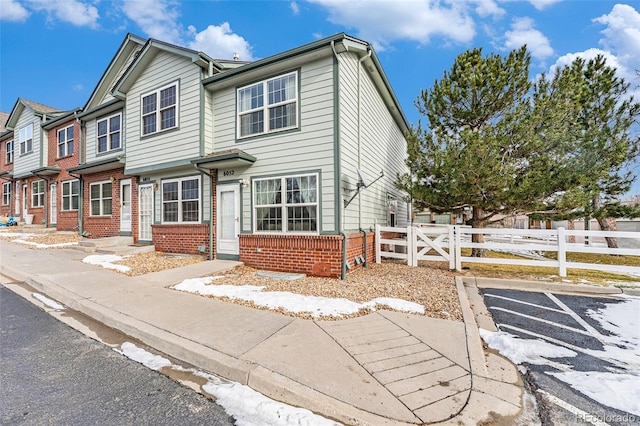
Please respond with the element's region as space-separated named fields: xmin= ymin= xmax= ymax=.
xmin=236 ymin=71 xmax=298 ymax=139
xmin=61 ymin=180 xmax=80 ymax=211
xmin=96 ymin=112 xmax=122 ymax=154
xmin=89 ymin=181 xmax=113 ymax=216
xmin=253 ymin=173 xmax=319 ymax=234
xmin=141 ymin=81 xmax=179 ymax=136
xmin=31 ymin=180 xmax=44 ymax=208
xmin=2 ymin=182 xmax=11 ymax=206
xmin=161 ymin=176 xmax=201 ymax=224
xmin=57 ymin=125 xmax=74 ymax=158
xmin=19 ymin=124 xmax=33 ymax=155
xmin=6 ymin=140 xmax=13 ymax=164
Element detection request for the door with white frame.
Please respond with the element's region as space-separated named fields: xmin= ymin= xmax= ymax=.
xmin=120 ymin=179 xmax=132 ymax=233
xmin=22 ymin=184 xmax=27 ymax=216
xmin=138 ymin=184 xmax=154 ymax=241
xmin=216 ymin=183 xmax=240 ymax=256
xmin=49 ymin=182 xmax=57 ymax=225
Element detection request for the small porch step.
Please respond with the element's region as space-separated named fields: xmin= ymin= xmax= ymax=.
xmin=77 ymin=236 xmax=134 ymax=248
xmin=96 ymin=244 xmax=156 ymax=256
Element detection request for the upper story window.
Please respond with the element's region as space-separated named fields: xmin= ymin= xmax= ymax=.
xmin=161 ymin=176 xmax=200 ymax=223
xmin=142 ymin=82 xmax=178 ymax=136
xmin=2 ymin=182 xmax=11 ymax=206
xmin=90 ymin=181 xmax=112 ymax=216
xmin=254 ymin=173 xmax=317 ymax=233
xmin=5 ymin=140 xmax=13 ymax=164
xmin=97 ymin=113 xmax=121 ymax=154
xmin=19 ymin=124 xmax=33 ymax=155
xmin=237 ymin=71 xmax=298 ymax=139
xmin=32 ymin=180 xmax=44 ymax=208
xmin=58 ymin=125 xmax=74 ymax=158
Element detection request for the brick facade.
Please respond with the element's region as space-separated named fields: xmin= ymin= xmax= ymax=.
xmin=46 ymin=120 xmax=80 ymax=230
xmin=0 ymin=134 xmax=12 ymax=218
xmin=238 ymin=231 xmax=376 ymax=278
xmin=152 ymin=223 xmax=210 ymax=254
xmin=82 ymin=167 xmax=136 ymax=239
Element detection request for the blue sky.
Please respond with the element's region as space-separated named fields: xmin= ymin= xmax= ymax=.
xmin=1 ymin=0 xmax=639 ymax=195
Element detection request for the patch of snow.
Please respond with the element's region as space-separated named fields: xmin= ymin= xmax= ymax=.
xmin=547 ymin=371 xmax=640 ymax=416
xmin=82 ymin=254 xmax=130 ymax=273
xmin=117 ymin=342 xmax=341 ymax=425
xmin=115 ymin=342 xmax=171 ymax=371
xmin=173 ymin=277 xmax=425 ymax=317
xmin=32 ymin=293 xmax=64 ymax=310
xmin=479 ymin=328 xmax=576 ymax=365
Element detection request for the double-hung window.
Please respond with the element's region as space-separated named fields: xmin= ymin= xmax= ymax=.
xmin=62 ymin=180 xmax=80 ymax=211
xmin=237 ymin=71 xmax=298 ymax=138
xmin=2 ymin=182 xmax=11 ymax=205
xmin=31 ymin=180 xmax=44 ymax=207
xmin=162 ymin=176 xmax=200 ymax=223
xmin=19 ymin=124 xmax=33 ymax=155
xmin=97 ymin=113 xmax=121 ymax=153
xmin=5 ymin=140 xmax=13 ymax=164
xmin=254 ymin=174 xmax=317 ymax=233
xmin=58 ymin=125 xmax=74 ymax=157
xmin=142 ymin=82 xmax=178 ymax=136
xmin=90 ymin=181 xmax=112 ymax=216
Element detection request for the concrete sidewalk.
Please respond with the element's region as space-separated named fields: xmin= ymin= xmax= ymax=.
xmin=0 ymin=240 xmax=527 ymax=425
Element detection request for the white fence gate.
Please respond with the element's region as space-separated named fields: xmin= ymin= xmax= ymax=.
xmin=375 ymin=225 xmax=640 ymax=277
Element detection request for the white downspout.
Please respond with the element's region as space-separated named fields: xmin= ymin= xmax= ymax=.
xmin=357 ymin=49 xmax=372 ymax=230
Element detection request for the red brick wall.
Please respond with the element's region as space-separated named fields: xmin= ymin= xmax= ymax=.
xmin=238 ymin=231 xmax=374 ymax=278
xmin=0 ymin=135 xmax=12 ymax=217
xmin=46 ymin=119 xmax=81 ymax=230
xmin=82 ymin=168 xmax=131 ymax=239
xmin=152 ymin=223 xmax=210 ymax=254
xmin=20 ymin=176 xmax=45 ymax=224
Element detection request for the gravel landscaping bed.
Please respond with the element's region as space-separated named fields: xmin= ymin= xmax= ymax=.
xmin=1 ymin=232 xmax=462 ymax=321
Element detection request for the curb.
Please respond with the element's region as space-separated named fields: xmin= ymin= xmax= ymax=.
xmin=0 ymin=263 xmax=415 ymax=426
xmin=472 ymin=277 xmax=625 ymax=296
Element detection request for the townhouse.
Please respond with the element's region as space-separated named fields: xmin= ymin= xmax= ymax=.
xmin=1 ymin=33 xmax=410 ymax=278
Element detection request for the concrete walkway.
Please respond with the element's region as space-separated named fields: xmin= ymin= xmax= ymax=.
xmin=0 ymin=240 xmax=527 ymax=425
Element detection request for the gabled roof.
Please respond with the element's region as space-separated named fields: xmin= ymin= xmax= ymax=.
xmin=203 ymin=33 xmax=408 ymax=132
xmin=5 ymin=98 xmax=64 ymax=130
xmin=111 ymin=38 xmax=223 ymax=98
xmin=42 ymin=108 xmax=82 ymax=130
xmin=83 ymin=33 xmax=147 ymax=111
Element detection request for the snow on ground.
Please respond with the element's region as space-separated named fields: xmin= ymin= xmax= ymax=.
xmin=173 ymin=277 xmax=425 ymax=317
xmin=32 ymin=293 xmax=65 ymax=310
xmin=116 ymin=342 xmax=341 ymax=426
xmin=480 ymin=295 xmax=640 ymax=416
xmin=82 ymin=254 xmax=130 ymax=273
xmin=15 ymin=240 xmax=78 ymax=249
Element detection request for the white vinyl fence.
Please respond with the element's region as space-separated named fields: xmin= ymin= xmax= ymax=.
xmin=375 ymin=224 xmax=640 ymax=277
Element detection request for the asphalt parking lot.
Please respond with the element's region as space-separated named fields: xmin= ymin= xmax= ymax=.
xmin=481 ymin=288 xmax=639 ymax=426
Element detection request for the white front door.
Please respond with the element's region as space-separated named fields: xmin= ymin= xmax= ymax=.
xmin=22 ymin=184 xmax=27 ymax=215
xmin=50 ymin=183 xmax=57 ymax=225
xmin=216 ymin=183 xmax=240 ymax=256
xmin=120 ymin=179 xmax=132 ymax=233
xmin=15 ymin=182 xmax=21 ymax=217
xmin=138 ymin=184 xmax=154 ymax=241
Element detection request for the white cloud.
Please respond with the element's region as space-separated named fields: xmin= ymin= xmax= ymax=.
xmin=26 ymin=0 xmax=99 ymax=27
xmin=593 ymin=3 xmax=640 ymax=71
xmin=187 ymin=23 xmax=254 ymax=61
xmin=528 ymin=0 xmax=562 ymax=11
xmin=472 ymin=0 xmax=505 ymax=18
xmin=0 ymin=0 xmax=29 ymax=21
xmin=120 ymin=0 xmax=182 ymax=44
xmin=290 ymin=1 xmax=300 ymax=15
xmin=72 ymin=83 xmax=84 ymax=91
xmin=504 ymin=17 xmax=553 ymax=60
xmin=307 ymin=0 xmax=475 ymax=51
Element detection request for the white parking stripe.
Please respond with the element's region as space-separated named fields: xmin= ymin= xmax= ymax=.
xmin=498 ymin=324 xmax=629 ymax=369
xmin=490 ymin=306 xmax=593 ymax=336
xmin=545 ymin=293 xmax=607 ymax=344
xmin=537 ymin=389 xmax=611 ymax=426
xmin=484 ymin=293 xmax=567 ymax=313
